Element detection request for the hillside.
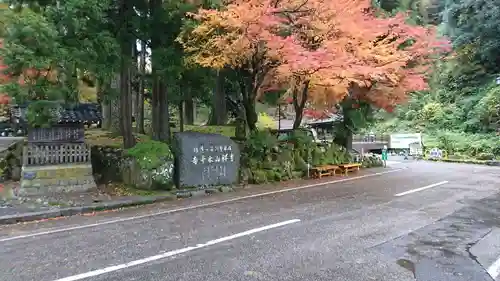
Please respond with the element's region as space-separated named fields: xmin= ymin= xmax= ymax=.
xmin=373 ymin=0 xmax=500 ymax=159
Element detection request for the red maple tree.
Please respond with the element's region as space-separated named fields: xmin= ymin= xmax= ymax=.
xmin=179 ymin=0 xmax=450 ymax=129
xmin=279 ymin=0 xmax=449 ymax=119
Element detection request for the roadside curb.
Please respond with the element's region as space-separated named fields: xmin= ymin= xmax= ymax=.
xmin=425 ymin=158 xmax=500 ymax=166
xmin=0 ymin=195 xmax=176 ymax=225
xmin=0 ymin=167 xmax=402 ymax=226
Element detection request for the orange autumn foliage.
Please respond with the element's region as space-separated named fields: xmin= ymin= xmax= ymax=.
xmin=179 ymin=0 xmax=450 ymax=111
xmin=0 ymin=39 xmax=55 ymax=103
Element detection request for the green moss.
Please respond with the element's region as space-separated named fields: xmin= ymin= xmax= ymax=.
xmin=174 ymin=125 xmax=236 ymax=137
xmin=85 ymin=129 xmax=151 ymax=148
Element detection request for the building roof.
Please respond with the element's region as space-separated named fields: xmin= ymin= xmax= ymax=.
xmin=11 ymin=102 xmax=102 ymax=124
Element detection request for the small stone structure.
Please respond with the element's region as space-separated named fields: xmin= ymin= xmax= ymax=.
xmin=20 ymin=104 xmax=99 ymax=195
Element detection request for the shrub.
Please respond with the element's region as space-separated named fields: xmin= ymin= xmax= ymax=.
xmin=251 ymin=169 xmax=268 ymax=184
xmin=126 ymin=140 xmax=173 ymax=170
xmin=361 ymin=154 xmax=383 ymax=168
xmin=424 ymin=132 xmax=499 ymax=159
xmin=242 ymin=130 xmax=278 ymax=166
xmin=476 ymin=153 xmax=494 ymax=160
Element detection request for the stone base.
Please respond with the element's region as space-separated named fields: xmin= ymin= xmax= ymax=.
xmin=20 ymin=163 xmax=96 ymax=195
xmin=0 ymin=183 xmax=16 ymax=200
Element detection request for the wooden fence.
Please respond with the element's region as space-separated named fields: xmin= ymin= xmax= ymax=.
xmin=23 ymin=143 xmax=91 ymax=166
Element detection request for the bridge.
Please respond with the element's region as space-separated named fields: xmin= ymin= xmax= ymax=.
xmin=352 ymin=134 xmax=390 ymax=153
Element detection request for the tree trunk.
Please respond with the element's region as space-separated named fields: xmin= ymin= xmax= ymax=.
xmin=179 ymin=100 xmax=184 ymax=132
xmin=151 ymin=71 xmax=161 ymax=140
xmin=183 ymin=87 xmax=194 ymax=125
xmin=237 ymin=77 xmax=258 ymax=132
xmin=109 ymin=74 xmax=121 ymax=134
xmin=98 ymin=78 xmax=111 ymax=129
xmin=150 ymin=0 xmax=170 ymax=142
xmin=136 ymin=40 xmax=146 ymax=134
xmin=118 ymin=0 xmax=135 ymax=149
xmin=214 ymin=69 xmax=227 ymax=125
xmin=208 ymin=69 xmax=227 ymax=125
xmin=341 ymin=102 xmax=353 ymax=151
xmin=132 ymin=44 xmax=138 ymax=120
xmin=150 ymin=0 xmax=160 ymax=141
xmin=292 ymin=80 xmax=309 ymax=129
xmin=101 ymin=102 xmax=111 ymax=129
xmin=159 ymin=80 xmax=171 ymax=141
xmin=344 ymin=129 xmax=353 ymax=151
xmin=243 ymin=93 xmax=257 ymax=131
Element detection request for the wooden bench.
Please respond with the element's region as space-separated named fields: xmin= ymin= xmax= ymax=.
xmin=339 ymin=163 xmax=362 ymax=176
xmin=311 ymin=165 xmax=341 ymax=179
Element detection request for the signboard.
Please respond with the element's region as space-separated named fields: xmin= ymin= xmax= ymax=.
xmin=390 ymin=133 xmax=422 ymax=149
xmin=409 ymin=142 xmax=423 ymax=155
xmin=429 ymin=147 xmax=443 ymax=159
xmin=173 ymin=132 xmax=240 ymax=188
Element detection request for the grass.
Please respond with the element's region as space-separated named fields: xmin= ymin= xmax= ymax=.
xmin=85 ymin=129 xmax=151 ymax=148
xmin=85 ymin=125 xmax=236 ymax=148
xmin=177 ymin=125 xmax=235 ymax=137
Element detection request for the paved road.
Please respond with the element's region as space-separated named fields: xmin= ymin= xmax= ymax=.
xmin=0 ymin=137 xmax=23 ymax=150
xmin=1 ymin=161 xmax=500 ymax=281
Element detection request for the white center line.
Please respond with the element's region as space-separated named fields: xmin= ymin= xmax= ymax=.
xmin=487 ymin=256 xmax=500 ymax=279
xmin=50 ymin=219 xmax=301 ymax=281
xmin=394 ymin=181 xmax=449 ymax=197
xmin=0 ymin=168 xmax=406 ymax=242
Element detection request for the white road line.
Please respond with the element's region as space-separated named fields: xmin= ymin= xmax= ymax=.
xmin=488 ymin=256 xmax=500 ymax=279
xmin=0 ymin=168 xmax=406 ymax=242
xmin=50 ymin=219 xmax=300 ymax=281
xmin=394 ymin=181 xmax=449 ymax=197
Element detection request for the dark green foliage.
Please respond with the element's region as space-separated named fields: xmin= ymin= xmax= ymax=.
xmin=240 ymin=129 xmax=356 ymax=184
xmin=374 ymin=0 xmax=500 ymax=160
xmin=442 ymin=0 xmax=500 ymax=74
xmin=0 ymin=1 xmax=119 ymax=126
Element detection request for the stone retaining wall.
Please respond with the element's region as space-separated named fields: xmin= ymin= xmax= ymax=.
xmin=0 ymin=139 xmax=23 ymax=181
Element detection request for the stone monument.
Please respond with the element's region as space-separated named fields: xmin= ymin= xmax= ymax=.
xmin=173 ymin=132 xmax=240 ymax=189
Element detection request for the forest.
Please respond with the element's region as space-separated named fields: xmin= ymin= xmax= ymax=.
xmin=375 ymin=0 xmax=500 ymax=159
xmin=0 ymin=0 xmax=496 ymax=184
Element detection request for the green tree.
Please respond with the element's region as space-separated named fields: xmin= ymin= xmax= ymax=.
xmin=0 ymin=0 xmax=120 ymax=127
xmin=442 ymin=0 xmax=500 ymax=74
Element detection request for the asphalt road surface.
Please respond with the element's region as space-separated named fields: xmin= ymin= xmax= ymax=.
xmin=0 ymin=137 xmax=23 ymax=150
xmin=1 ymin=160 xmax=500 ymax=281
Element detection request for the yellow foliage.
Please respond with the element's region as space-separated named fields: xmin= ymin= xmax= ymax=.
xmin=78 ymin=81 xmax=97 ymax=102
xmin=256 ymin=112 xmax=277 ymax=129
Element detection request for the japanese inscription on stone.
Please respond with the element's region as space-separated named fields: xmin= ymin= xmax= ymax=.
xmin=173 ymin=132 xmax=240 ymax=188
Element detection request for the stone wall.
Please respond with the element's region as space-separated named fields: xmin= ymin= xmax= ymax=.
xmin=0 ymin=139 xmax=23 ymax=199
xmin=0 ymin=139 xmax=23 ymax=181
xmin=20 ymin=164 xmax=95 ymax=195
